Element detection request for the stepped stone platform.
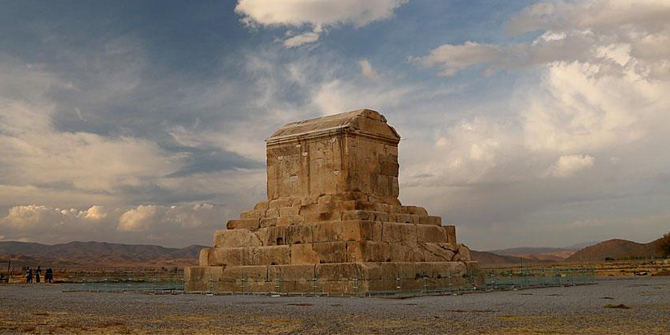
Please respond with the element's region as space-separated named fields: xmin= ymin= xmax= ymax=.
xmin=185 ymin=109 xmax=483 ymax=293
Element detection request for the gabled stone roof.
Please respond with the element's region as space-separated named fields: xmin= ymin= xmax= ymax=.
xmin=267 ymin=109 xmax=400 ymax=144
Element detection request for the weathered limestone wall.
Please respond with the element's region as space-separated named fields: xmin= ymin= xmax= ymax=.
xmin=266 ymin=109 xmax=400 ymax=204
xmin=185 ymin=109 xmax=482 ymax=293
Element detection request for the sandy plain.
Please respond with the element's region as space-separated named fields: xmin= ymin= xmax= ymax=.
xmin=1 ymin=276 xmax=669 ymax=334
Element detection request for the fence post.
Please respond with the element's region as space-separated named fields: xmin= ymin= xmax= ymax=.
xmin=448 ymin=269 xmax=452 ymax=293
xmin=423 ymin=276 xmax=428 ymax=295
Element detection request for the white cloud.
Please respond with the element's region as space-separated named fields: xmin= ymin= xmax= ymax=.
xmin=83 ymin=206 xmax=107 ymax=221
xmin=283 ymin=30 xmax=321 ymax=47
xmin=546 ymin=154 xmax=595 ymax=178
xmin=359 ymin=59 xmax=380 ymax=81
xmin=117 ymin=205 xmax=157 ymax=232
xmin=0 ymin=99 xmax=183 ymax=193
xmin=410 ymin=42 xmax=505 ymax=76
xmin=312 ymin=79 xmax=415 ymax=116
xmin=414 ymin=0 xmax=670 ymax=78
xmin=235 ymin=0 xmax=408 ymax=47
xmin=0 ymin=203 xmax=230 ymax=247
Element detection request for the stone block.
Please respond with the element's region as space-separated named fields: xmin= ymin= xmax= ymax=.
xmin=341 ymin=210 xmax=373 ymax=221
xmin=340 ymin=210 xmax=390 ymax=222
xmin=334 ymin=200 xmax=357 ymax=211
xmin=313 ymin=242 xmax=347 ymax=263
xmin=316 ymin=263 xmax=367 ymax=281
xmin=290 ymin=244 xmax=320 ymax=265
xmin=252 ymin=246 xmax=290 ymax=265
xmin=277 ymin=215 xmax=304 ymax=226
xmin=260 ymin=217 xmax=278 ymax=228
xmin=244 ymin=281 xmax=276 ymax=292
xmin=416 ymin=225 xmax=449 ymax=244
xmin=279 ymin=206 xmax=300 ymax=217
xmin=421 ymin=243 xmax=456 ymax=262
xmin=286 ymin=225 xmax=312 ymax=244
xmin=381 ymin=222 xmax=417 ymax=245
xmin=312 ymin=221 xmax=381 ymax=243
xmin=214 ymin=229 xmax=262 ymax=248
xmin=227 ymin=219 xmax=260 ymax=230
xmin=389 ymin=244 xmax=424 ymax=262
xmin=265 ymin=208 xmax=280 ymax=218
xmin=209 ymin=247 xmax=249 ymax=266
xmin=303 ymin=211 xmax=341 ymax=222
xmin=268 ymin=198 xmax=291 ymax=210
xmin=199 ymin=248 xmax=211 ymax=266
xmin=255 ymin=226 xmax=284 ymax=246
xmin=445 ymin=225 xmax=457 ymax=244
xmin=268 ymin=264 xmax=315 ymax=281
xmin=253 ymin=201 xmax=268 ymax=211
xmin=453 ymin=244 xmax=471 ymax=262
xmin=240 ymin=210 xmax=263 ymax=219
xmin=184 ymin=266 xmax=225 ymax=291
xmin=220 ymin=265 xmax=267 ymax=282
xmin=395 ymin=214 xmax=412 ymax=223
xmin=406 ymin=206 xmax=428 ymax=216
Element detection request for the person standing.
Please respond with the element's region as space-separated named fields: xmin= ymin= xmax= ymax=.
xmin=35 ymin=266 xmax=41 ymax=283
xmin=45 ymin=268 xmax=53 ymax=283
xmin=26 ymin=267 xmax=32 ymax=283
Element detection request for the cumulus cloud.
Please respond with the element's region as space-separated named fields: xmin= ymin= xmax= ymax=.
xmin=235 ymin=0 xmax=408 ymax=47
xmin=117 ymin=205 xmax=157 ymax=232
xmin=407 ymin=0 xmax=670 ymax=173
xmin=413 ymin=0 xmax=670 ymax=78
xmin=396 ymin=0 xmax=670 ymax=249
xmin=83 ymin=206 xmax=107 ymax=221
xmin=546 ymin=155 xmax=595 ymax=178
xmin=0 ymin=203 xmax=229 ymax=247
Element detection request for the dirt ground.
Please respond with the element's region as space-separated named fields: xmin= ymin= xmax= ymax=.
xmin=1 ymin=276 xmax=669 ymax=334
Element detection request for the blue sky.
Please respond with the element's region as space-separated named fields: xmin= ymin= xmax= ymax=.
xmin=1 ymin=0 xmax=669 ymax=249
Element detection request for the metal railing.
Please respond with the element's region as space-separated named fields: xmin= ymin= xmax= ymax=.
xmin=22 ymin=266 xmax=596 ymax=296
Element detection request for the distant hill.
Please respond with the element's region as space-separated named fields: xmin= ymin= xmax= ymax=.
xmin=0 ymin=241 xmax=206 ymax=268
xmin=470 ymin=250 xmax=557 ymax=266
xmin=486 ymin=247 xmax=578 ymax=263
xmin=566 ymin=238 xmax=662 ymax=262
xmin=564 ymin=241 xmax=599 ymax=250
xmin=489 ymin=247 xmax=568 ymax=255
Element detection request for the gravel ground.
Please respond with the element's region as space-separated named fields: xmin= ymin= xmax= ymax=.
xmin=1 ymin=277 xmax=669 ymax=334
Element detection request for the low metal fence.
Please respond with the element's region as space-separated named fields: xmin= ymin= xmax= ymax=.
xmin=188 ymin=266 xmax=597 ymax=297
xmin=52 ymin=266 xmax=595 ymax=296
xmin=483 ymin=266 xmax=596 ymax=291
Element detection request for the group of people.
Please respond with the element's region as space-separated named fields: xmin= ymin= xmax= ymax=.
xmin=25 ymin=266 xmax=53 ymax=283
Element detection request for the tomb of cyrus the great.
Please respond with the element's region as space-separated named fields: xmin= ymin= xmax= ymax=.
xmin=185 ymin=109 xmax=483 ymax=293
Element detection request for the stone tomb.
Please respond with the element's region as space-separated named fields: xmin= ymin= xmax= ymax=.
xmin=185 ymin=109 xmax=482 ymax=293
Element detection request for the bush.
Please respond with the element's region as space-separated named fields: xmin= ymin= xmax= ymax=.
xmin=657 ymin=231 xmax=670 ymax=257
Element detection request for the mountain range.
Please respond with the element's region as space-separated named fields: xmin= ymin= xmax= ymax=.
xmin=0 ymin=236 xmax=665 ymax=268
xmin=0 ymin=241 xmax=204 ymax=267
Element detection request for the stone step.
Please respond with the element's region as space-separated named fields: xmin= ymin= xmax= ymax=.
xmin=228 ymin=210 xmax=441 ymax=230
xmin=216 ymin=221 xmax=456 ymax=248
xmin=184 ymin=261 xmax=483 ymax=293
xmin=201 ymin=240 xmax=466 ymax=267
